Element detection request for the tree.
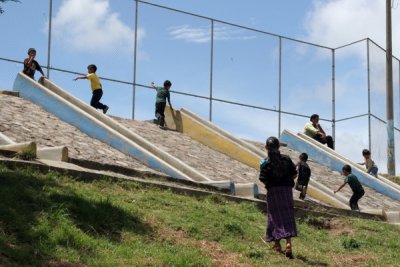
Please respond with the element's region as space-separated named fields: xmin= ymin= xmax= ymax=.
xmin=0 ymin=0 xmax=20 ymax=14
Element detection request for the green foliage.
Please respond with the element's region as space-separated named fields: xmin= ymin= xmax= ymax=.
xmin=15 ymin=147 xmax=36 ymax=160
xmin=342 ymin=237 xmax=360 ymax=250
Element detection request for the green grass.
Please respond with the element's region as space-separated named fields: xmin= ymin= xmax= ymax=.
xmin=1 ymin=164 xmax=400 ymax=266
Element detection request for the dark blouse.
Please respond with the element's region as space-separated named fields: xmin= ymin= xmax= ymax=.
xmin=259 ymin=154 xmax=297 ymax=190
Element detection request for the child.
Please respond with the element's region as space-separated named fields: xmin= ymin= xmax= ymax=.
xmin=334 ymin=164 xmax=365 ymax=211
xmin=23 ymin=48 xmax=46 ymax=80
xmin=295 ymin=153 xmax=311 ymax=200
xmin=151 ymin=80 xmax=172 ymax=129
xmin=73 ymin=64 xmax=109 ymax=114
xmin=359 ymin=149 xmax=378 ymax=177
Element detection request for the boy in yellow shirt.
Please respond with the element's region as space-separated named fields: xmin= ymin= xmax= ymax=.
xmin=73 ymin=64 xmax=109 ymax=114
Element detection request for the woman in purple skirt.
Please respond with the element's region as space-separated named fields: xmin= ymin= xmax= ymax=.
xmin=259 ymin=136 xmax=298 ymax=259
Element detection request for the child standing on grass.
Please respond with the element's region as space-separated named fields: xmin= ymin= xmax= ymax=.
xmin=73 ymin=64 xmax=109 ymax=114
xmin=359 ymin=149 xmax=378 ymax=177
xmin=22 ymin=48 xmax=46 ymax=80
xmin=334 ymin=165 xmax=365 ymax=211
xmin=151 ymin=80 xmax=172 ymax=129
xmin=295 ymin=153 xmax=311 ymax=200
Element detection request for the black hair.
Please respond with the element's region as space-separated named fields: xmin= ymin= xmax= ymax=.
xmin=164 ymin=80 xmax=172 ymax=87
xmin=362 ymin=149 xmax=370 ymax=156
xmin=310 ymin=114 xmax=319 ymax=121
xmin=342 ymin=164 xmax=352 ymax=173
xmin=266 ymin=136 xmax=280 ymax=151
xmin=300 ymin=152 xmax=308 ymax=161
xmin=28 ymin=48 xmax=36 ymax=54
xmin=87 ymin=64 xmax=97 ymax=72
xmin=266 ymin=136 xmax=284 ymax=176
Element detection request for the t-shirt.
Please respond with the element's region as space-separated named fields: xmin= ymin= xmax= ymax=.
xmin=155 ymin=86 xmax=170 ymax=103
xmin=344 ymin=174 xmax=364 ymax=193
xmin=259 ymin=154 xmax=297 ymax=189
xmin=86 ymin=73 xmax=102 ymax=91
xmin=297 ymin=161 xmax=311 ymax=185
xmin=23 ymin=59 xmax=43 ymax=79
xmin=304 ymin=121 xmax=319 ymax=138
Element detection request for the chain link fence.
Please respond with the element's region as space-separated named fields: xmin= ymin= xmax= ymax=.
xmin=0 ymin=0 xmax=399 ymax=174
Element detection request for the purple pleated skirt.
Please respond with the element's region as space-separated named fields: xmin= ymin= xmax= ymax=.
xmin=266 ymin=186 xmax=297 ymax=242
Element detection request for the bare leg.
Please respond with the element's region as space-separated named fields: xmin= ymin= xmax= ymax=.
xmin=273 ymin=240 xmax=282 ymax=252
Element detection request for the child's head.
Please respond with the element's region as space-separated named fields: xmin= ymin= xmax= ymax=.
xmin=265 ymin=136 xmax=280 ymax=151
xmin=362 ymin=149 xmax=371 ymax=158
xmin=342 ymin=164 xmax=352 ymax=175
xmin=299 ymin=153 xmax=308 ymax=162
xmin=87 ymin=64 xmax=97 ymax=73
xmin=164 ymin=80 xmax=172 ymax=90
xmin=27 ymin=48 xmax=36 ymax=56
xmin=310 ymin=114 xmax=319 ymax=124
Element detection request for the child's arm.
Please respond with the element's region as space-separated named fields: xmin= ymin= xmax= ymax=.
xmin=73 ymin=75 xmax=87 ymax=81
xmin=334 ymin=183 xmax=346 ymax=194
xmin=167 ymin=93 xmax=172 ymax=107
xmin=36 ymin=64 xmax=46 ymax=78
xmin=26 ymin=54 xmax=35 ymax=66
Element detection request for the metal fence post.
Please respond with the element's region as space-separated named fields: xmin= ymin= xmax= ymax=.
xmin=209 ymin=19 xmax=214 ymax=122
xmin=132 ymin=0 xmax=139 ymax=120
xmin=367 ymin=39 xmax=372 ymax=151
xmin=278 ymin=37 xmax=282 ymax=137
xmin=331 ymin=49 xmax=336 ymax=141
xmin=46 ymin=0 xmax=53 ymax=78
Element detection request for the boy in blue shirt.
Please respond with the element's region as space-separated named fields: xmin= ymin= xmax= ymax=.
xmin=151 ymin=80 xmax=172 ymax=129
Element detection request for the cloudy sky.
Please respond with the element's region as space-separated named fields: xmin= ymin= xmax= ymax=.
xmin=0 ymin=0 xmax=399 ymax=173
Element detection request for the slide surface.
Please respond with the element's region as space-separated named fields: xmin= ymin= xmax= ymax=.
xmin=280 ymin=129 xmax=400 ymax=202
xmin=164 ymin=107 xmax=350 ymax=209
xmin=12 ymin=73 xmax=211 ymax=182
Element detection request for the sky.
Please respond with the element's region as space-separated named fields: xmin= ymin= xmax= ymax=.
xmin=0 ymin=0 xmax=400 ymax=173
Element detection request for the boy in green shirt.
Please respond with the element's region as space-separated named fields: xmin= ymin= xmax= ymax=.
xmin=334 ymin=164 xmax=365 ymax=211
xmin=151 ymin=80 xmax=172 ymax=129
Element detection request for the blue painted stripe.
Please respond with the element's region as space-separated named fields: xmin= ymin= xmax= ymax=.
xmin=281 ymin=131 xmax=400 ymax=202
xmin=13 ymin=74 xmax=188 ymax=180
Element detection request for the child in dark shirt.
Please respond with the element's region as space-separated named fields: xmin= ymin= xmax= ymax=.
xmin=295 ymin=153 xmax=311 ymax=200
xmin=23 ymin=48 xmax=46 ymax=80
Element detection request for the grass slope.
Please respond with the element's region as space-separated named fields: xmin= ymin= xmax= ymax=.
xmin=0 ymin=164 xmax=399 ymax=267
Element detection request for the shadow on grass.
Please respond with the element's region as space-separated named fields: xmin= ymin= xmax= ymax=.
xmin=0 ymin=167 xmax=153 ymax=266
xmin=295 ymin=255 xmax=329 ymax=266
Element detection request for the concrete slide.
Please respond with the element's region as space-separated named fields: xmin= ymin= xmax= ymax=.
xmin=280 ymin=129 xmax=400 ymax=202
xmin=0 ymin=130 xmax=68 ymax=162
xmin=164 ymin=107 xmax=349 ymax=209
xmin=12 ymin=73 xmax=257 ymax=197
xmin=12 ymin=73 xmax=211 ymax=182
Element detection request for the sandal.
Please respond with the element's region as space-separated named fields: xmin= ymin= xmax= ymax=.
xmin=285 ymin=244 xmax=294 ymax=259
xmin=272 ymin=243 xmax=282 ymax=253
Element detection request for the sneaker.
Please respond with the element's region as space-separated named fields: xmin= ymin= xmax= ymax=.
xmin=103 ymin=105 xmax=109 ymax=114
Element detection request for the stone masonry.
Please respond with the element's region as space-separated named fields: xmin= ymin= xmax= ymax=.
xmin=1 ymin=93 xmax=400 ymax=211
